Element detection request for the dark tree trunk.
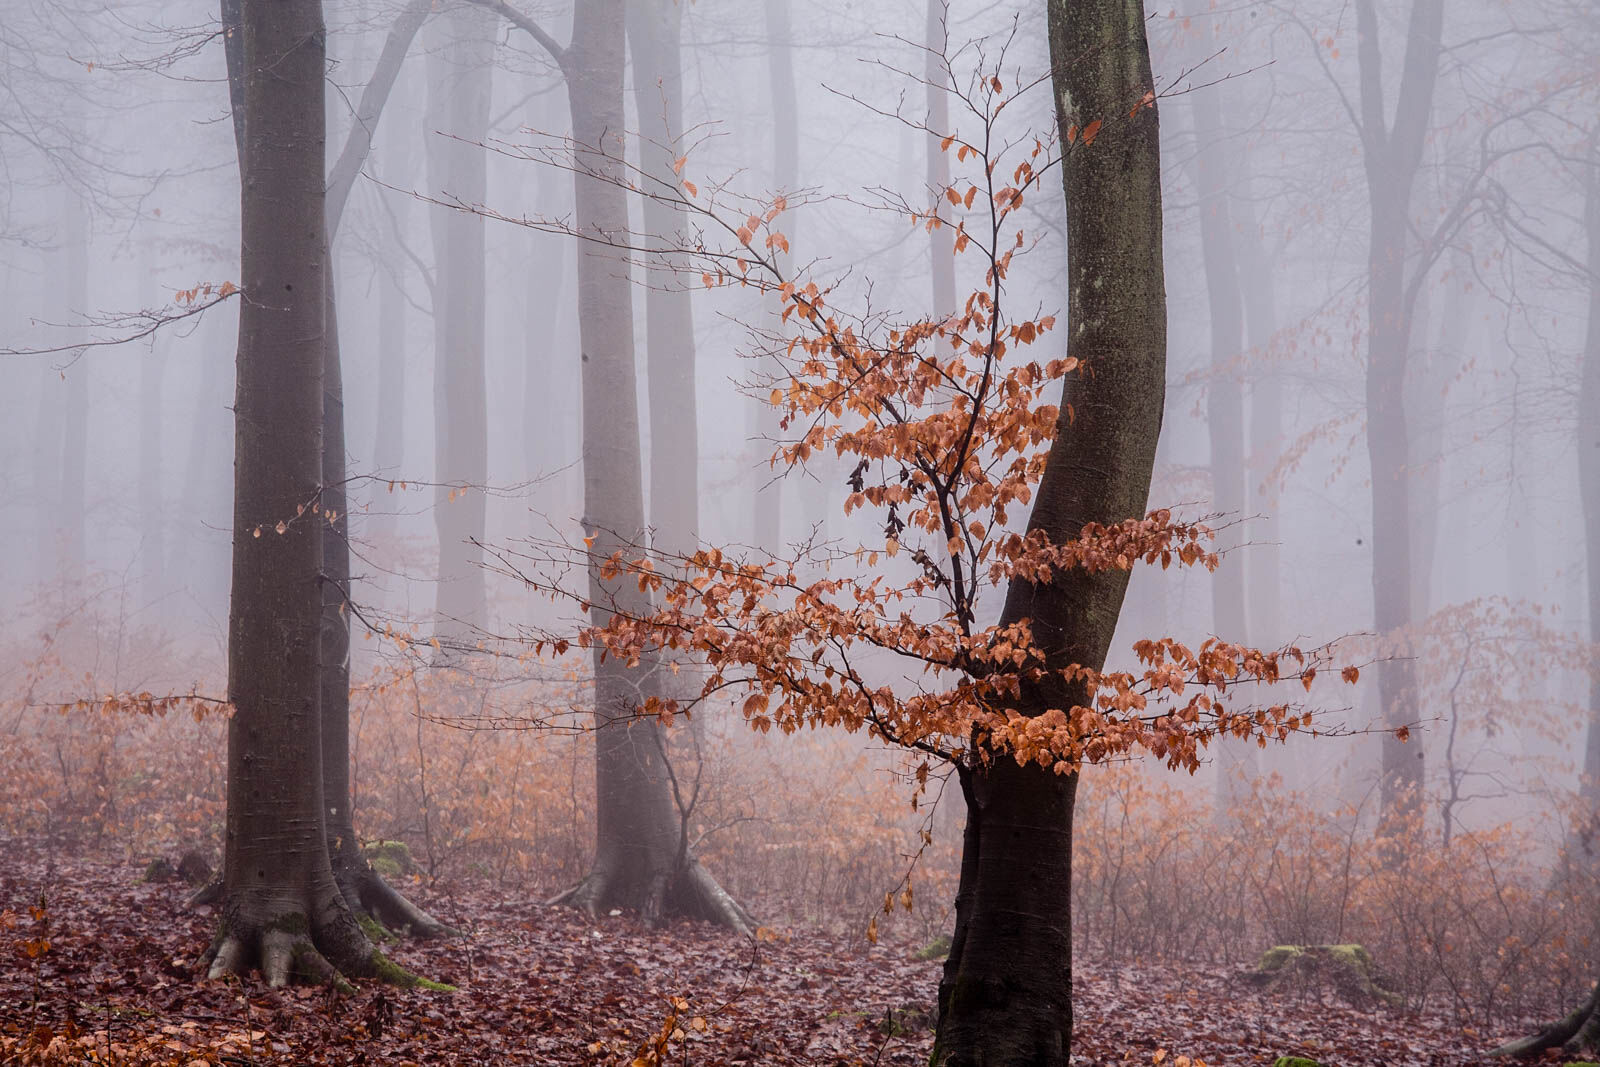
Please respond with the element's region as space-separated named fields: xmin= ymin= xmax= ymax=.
xmin=1354 ymin=0 xmax=1443 ymax=835
xmin=424 ymin=6 xmax=493 ymax=648
xmin=931 ymin=0 xmax=1165 ymax=1062
xmin=206 ymin=0 xmax=374 ymax=985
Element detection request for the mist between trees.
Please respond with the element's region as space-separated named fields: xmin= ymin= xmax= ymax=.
xmin=3 ymin=0 xmax=1600 ymax=1064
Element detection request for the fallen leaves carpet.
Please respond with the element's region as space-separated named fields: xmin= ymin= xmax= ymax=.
xmin=0 ymin=845 xmax=1547 ymax=1065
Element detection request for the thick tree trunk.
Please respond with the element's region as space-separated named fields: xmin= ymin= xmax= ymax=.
xmin=1188 ymin=55 xmax=1255 ymax=809
xmin=424 ymin=7 xmax=493 ymax=648
xmin=545 ymin=0 xmax=750 ymax=934
xmin=932 ymin=1 xmax=1165 ymax=1062
xmin=207 ymin=0 xmax=374 ymax=985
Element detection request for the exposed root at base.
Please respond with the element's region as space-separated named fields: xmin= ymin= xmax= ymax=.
xmin=550 ymin=859 xmax=755 ymax=938
xmin=348 ymin=864 xmax=459 ymax=939
xmin=201 ymin=923 xmax=357 ymax=992
xmin=1491 ymin=982 xmax=1600 ymax=1057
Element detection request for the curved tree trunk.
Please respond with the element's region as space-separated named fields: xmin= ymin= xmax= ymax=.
xmin=206 ymin=0 xmax=375 ymax=985
xmin=931 ymin=0 xmax=1165 ymax=1062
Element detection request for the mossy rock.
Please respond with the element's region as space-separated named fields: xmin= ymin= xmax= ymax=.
xmin=143 ymin=857 xmax=177 ymax=883
xmin=1273 ymin=1058 xmax=1321 ymax=1067
xmin=1245 ymin=943 xmax=1400 ymax=1007
xmin=913 ymin=934 xmax=951 ymax=961
xmin=363 ymin=840 xmax=416 ymax=879
xmin=1562 ymin=1062 xmax=1600 ymax=1067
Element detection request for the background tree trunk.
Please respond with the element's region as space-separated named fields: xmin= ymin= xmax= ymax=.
xmin=424 ymin=6 xmax=494 ymax=649
xmin=544 ymin=0 xmax=750 ymax=934
xmin=932 ymin=0 xmax=1166 ymax=1061
xmin=1354 ymin=0 xmax=1443 ymax=836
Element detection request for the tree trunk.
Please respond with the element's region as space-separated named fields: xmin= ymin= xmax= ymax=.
xmin=926 ymin=0 xmax=955 ymax=321
xmin=424 ymin=6 xmax=493 ymax=649
xmin=1354 ymin=0 xmax=1444 ymax=836
xmin=543 ymin=0 xmax=750 ymax=934
xmin=206 ymin=0 xmax=374 ymax=985
xmin=321 ymin=1 xmax=446 ymax=936
xmin=628 ymin=0 xmax=698 ymax=560
xmin=1495 ymin=132 xmax=1600 ymax=1065
xmin=752 ymin=0 xmax=798 ymax=550
xmin=1188 ymin=52 xmax=1255 ymax=810
xmin=138 ymin=254 xmax=168 ymax=618
xmin=932 ymin=1 xmax=1165 ymax=1061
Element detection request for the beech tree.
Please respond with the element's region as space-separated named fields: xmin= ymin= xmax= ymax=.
xmin=205 ymin=0 xmax=448 ymax=982
xmin=476 ymin=0 xmax=753 ymax=932
xmin=206 ymin=0 xmax=379 ymax=984
xmin=490 ymin=2 xmax=1339 ymax=1060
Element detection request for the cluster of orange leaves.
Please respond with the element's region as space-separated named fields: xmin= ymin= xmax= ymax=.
xmin=551 ymin=87 xmax=1348 ymax=780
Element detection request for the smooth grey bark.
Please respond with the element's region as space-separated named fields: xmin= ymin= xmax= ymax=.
xmin=628 ymin=0 xmax=699 ymax=560
xmin=424 ymin=5 xmax=493 ymax=648
xmin=1496 ymin=142 xmax=1600 ymax=1061
xmin=207 ymin=0 xmax=375 ymax=985
xmin=138 ymin=255 xmax=168 ymax=617
xmin=486 ymin=0 xmax=752 ymax=933
xmin=1188 ymin=61 xmax=1255 ymax=808
xmin=1354 ymin=0 xmax=1444 ymax=833
xmin=752 ymin=0 xmax=797 ymax=550
xmin=1235 ymin=171 xmax=1281 ymax=653
xmin=932 ymin=0 xmax=1165 ymax=1061
xmin=925 ymin=0 xmax=955 ymax=320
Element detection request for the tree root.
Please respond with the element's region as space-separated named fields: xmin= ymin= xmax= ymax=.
xmin=201 ymin=915 xmax=366 ymax=991
xmin=550 ymin=858 xmax=755 ymax=937
xmin=345 ymin=862 xmax=458 ymax=939
xmin=1491 ymin=982 xmax=1600 ymax=1057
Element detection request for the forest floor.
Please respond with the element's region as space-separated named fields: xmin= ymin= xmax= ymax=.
xmin=1 ymin=842 xmax=1546 ymax=1066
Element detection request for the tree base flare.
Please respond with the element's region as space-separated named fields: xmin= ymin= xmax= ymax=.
xmin=1490 ymin=983 xmax=1600 ymax=1058
xmin=549 ymin=858 xmax=755 ymax=937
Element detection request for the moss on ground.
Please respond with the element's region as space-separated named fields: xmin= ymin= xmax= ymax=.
xmin=371 ymin=950 xmax=455 ymax=992
xmin=363 ymin=840 xmax=416 ymax=880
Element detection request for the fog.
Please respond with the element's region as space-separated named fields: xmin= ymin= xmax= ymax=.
xmin=3 ymin=0 xmax=1599 ymax=1053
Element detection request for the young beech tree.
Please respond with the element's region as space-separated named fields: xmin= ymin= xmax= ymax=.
xmin=495 ymin=2 xmax=1339 ymax=1061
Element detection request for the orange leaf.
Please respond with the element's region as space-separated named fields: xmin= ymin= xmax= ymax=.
xmin=1081 ymin=119 xmax=1103 ymax=146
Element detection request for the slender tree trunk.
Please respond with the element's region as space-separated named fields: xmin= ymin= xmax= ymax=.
xmin=1188 ymin=58 xmax=1255 ymax=809
xmin=926 ymin=0 xmax=955 ymax=320
xmin=752 ymin=0 xmax=798 ymax=550
xmin=56 ymin=183 xmax=90 ymax=587
xmin=933 ymin=1 xmax=1165 ymax=1061
xmin=534 ymin=0 xmax=750 ymax=934
xmin=424 ymin=7 xmax=493 ymax=648
xmin=320 ymin=0 xmax=445 ymax=934
xmin=1493 ymin=134 xmax=1600 ymax=1063
xmin=138 ymin=255 xmax=168 ymax=617
xmin=1354 ymin=0 xmax=1444 ymax=836
xmin=628 ymin=0 xmax=698 ymax=560
xmin=206 ymin=0 xmax=374 ymax=985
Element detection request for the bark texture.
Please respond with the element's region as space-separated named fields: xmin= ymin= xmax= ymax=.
xmin=208 ymin=0 xmax=374 ymax=985
xmin=931 ymin=1 xmax=1165 ymax=1062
